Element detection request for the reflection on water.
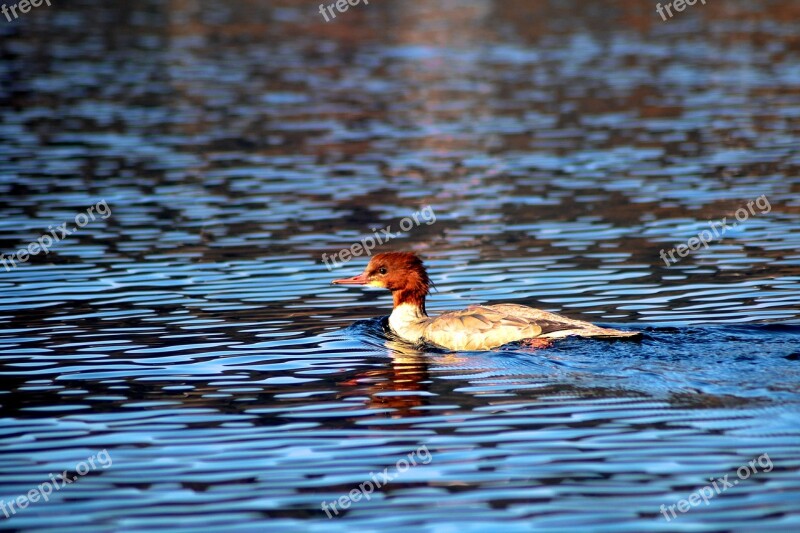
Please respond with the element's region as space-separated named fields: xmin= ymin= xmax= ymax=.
xmin=1 ymin=0 xmax=799 ymax=530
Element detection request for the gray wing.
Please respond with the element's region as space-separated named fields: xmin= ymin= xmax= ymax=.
xmin=486 ymin=304 xmax=640 ymax=339
xmin=422 ymin=305 xmax=543 ymax=351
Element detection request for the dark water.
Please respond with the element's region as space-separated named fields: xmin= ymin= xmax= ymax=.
xmin=1 ymin=0 xmax=800 ymax=531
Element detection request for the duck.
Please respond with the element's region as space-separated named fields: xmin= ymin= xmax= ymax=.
xmin=332 ymin=251 xmax=639 ymax=351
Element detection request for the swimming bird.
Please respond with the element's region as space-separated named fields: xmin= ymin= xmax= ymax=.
xmin=332 ymin=251 xmax=639 ymax=351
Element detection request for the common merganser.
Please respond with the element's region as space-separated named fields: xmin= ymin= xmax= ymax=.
xmin=333 ymin=252 xmax=639 ymax=351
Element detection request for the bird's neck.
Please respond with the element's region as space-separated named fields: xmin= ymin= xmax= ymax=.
xmin=388 ymin=285 xmax=430 ymax=344
xmin=392 ymin=288 xmax=428 ymax=317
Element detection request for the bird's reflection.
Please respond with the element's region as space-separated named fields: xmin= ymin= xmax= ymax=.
xmin=336 ymin=335 xmax=439 ymax=418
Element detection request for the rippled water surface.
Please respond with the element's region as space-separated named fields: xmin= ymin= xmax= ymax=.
xmin=1 ymin=0 xmax=800 ymax=531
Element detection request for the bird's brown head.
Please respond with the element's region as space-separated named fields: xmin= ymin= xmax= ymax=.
xmin=332 ymin=251 xmax=431 ymax=310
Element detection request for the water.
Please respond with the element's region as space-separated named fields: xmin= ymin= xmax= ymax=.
xmin=1 ymin=0 xmax=799 ymax=531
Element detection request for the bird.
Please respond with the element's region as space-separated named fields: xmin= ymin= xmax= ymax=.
xmin=332 ymin=251 xmax=639 ymax=351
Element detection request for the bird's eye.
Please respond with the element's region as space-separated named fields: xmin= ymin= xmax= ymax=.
xmin=378 ymin=267 xmax=387 ymax=275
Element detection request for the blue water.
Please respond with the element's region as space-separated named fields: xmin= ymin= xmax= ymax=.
xmin=1 ymin=0 xmax=799 ymax=531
